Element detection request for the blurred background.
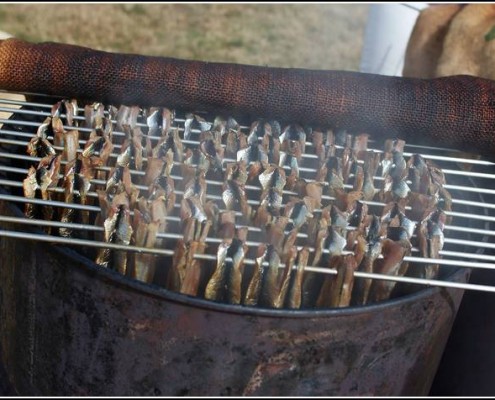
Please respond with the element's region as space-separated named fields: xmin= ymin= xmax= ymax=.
xmin=0 ymin=3 xmax=368 ymax=70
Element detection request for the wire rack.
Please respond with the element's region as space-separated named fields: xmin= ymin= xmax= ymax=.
xmin=1 ymin=90 xmax=495 ymax=306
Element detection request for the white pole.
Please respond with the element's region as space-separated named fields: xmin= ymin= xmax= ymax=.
xmin=360 ymin=3 xmax=428 ymax=77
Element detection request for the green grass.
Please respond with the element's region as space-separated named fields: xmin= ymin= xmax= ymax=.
xmin=0 ymin=3 xmax=368 ymax=70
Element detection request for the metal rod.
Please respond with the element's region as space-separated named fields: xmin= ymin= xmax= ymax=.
xmin=445 ymin=225 xmax=495 ymax=237
xmin=0 ymin=173 xmax=495 ymax=233
xmin=1 ymin=115 xmax=494 ymax=187
xmin=0 ymin=161 xmax=415 ymax=212
xmin=439 ymin=250 xmax=495 ymax=262
xmin=0 ymin=229 xmax=175 ymax=256
xmin=0 ymin=228 xmax=494 ymax=293
xmin=1 ymin=173 xmax=493 ymax=242
xmin=0 ymin=147 xmax=475 ymax=214
xmin=0 ymin=129 xmax=123 ymax=151
xmin=442 ymin=168 xmax=495 ymax=180
xmin=0 ymin=94 xmax=479 ymax=160
xmin=1 ymin=212 xmax=495 ymax=268
xmin=0 ymin=105 xmax=494 ymax=168
xmin=0 ymin=214 xmax=102 ymax=232
xmin=445 ymin=184 xmax=495 ymax=196
xmin=0 ymin=192 xmax=101 ymax=212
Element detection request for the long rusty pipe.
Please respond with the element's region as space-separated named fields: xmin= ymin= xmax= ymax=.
xmin=0 ymin=38 xmax=494 ymax=157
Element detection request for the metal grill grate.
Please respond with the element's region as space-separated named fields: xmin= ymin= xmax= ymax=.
xmin=1 ymin=90 xmax=495 ymax=306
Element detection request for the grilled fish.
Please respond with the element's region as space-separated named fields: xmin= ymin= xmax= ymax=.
xmin=273 ymin=246 xmax=298 ymax=309
xmin=132 ymin=209 xmax=160 ymax=284
xmin=180 ymin=240 xmax=209 ymax=296
xmin=222 ymin=179 xmax=251 ymax=220
xmin=317 ymin=254 xmax=357 ymax=308
xmin=146 ymin=107 xmax=175 ymax=137
xmin=352 ymin=133 xmax=369 ymax=160
xmin=152 ymin=128 xmax=183 ymax=162
xmin=23 ymin=154 xmax=61 ymax=225
xmin=200 ymin=135 xmax=224 ymax=172
xmin=237 ymin=142 xmax=269 ymax=181
xmin=226 ymin=162 xmax=248 ymax=186
xmin=258 ymin=165 xmax=286 ymax=192
xmin=259 ymin=187 xmax=283 ymax=215
xmin=285 ymin=247 xmax=309 ymax=309
xmin=280 ymin=124 xmax=306 ymax=154
xmin=416 ymin=209 xmax=446 ymax=280
xmin=258 ymin=121 xmax=281 ymax=165
xmin=144 ymin=154 xmax=173 ymax=187
xmin=184 ymin=113 xmax=212 ymax=141
xmin=59 ymin=157 xmax=91 ymax=238
xmin=205 ymin=230 xmax=248 ymax=305
xmin=116 ymin=105 xmax=140 ymax=134
xmin=62 ymin=129 xmax=79 ymax=166
xmin=81 ymin=130 xmax=114 ymax=179
xmin=183 ymin=166 xmax=207 ymax=205
xmin=95 ymin=193 xmax=133 ymax=275
xmin=52 ymin=99 xmax=78 ymax=128
xmin=106 ymin=165 xmax=131 ymax=196
xmin=351 ymin=216 xmax=383 ymax=306
xmin=368 ymin=236 xmax=412 ymax=304
xmin=84 ymin=102 xmax=105 ymax=130
xmin=284 ymin=197 xmax=316 ymax=231
xmin=27 ymin=117 xmax=56 ymax=158
xmin=244 ymin=244 xmax=281 ymax=308
xmin=316 ymin=156 xmax=344 ymax=196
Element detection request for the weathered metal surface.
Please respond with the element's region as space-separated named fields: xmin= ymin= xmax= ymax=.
xmin=430 ymin=262 xmax=495 ymax=396
xmin=0 ymin=198 xmax=468 ymax=396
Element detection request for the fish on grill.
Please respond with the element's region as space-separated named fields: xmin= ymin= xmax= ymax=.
xmin=16 ymin=96 xmax=455 ymax=311
xmin=23 ymin=154 xmax=61 ymax=228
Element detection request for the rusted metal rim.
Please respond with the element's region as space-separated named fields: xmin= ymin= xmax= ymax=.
xmin=0 ymin=190 xmax=467 ymax=319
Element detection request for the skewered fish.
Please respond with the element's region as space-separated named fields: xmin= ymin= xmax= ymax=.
xmin=146 ymin=107 xmax=175 ymax=137
xmin=317 ymin=254 xmax=358 ymax=308
xmin=351 ymin=216 xmax=383 ymax=306
xmin=184 ymin=113 xmax=212 ymax=141
xmin=27 ymin=117 xmax=57 ymax=158
xmin=415 ymin=209 xmax=446 ymax=280
xmin=368 ymin=236 xmax=412 ymax=303
xmin=59 ymin=156 xmax=91 ymax=238
xmin=23 ymin=154 xmax=61 ymax=225
xmin=237 ymin=147 xmax=268 ymax=182
xmin=244 ymin=244 xmax=281 ymax=308
xmin=183 ymin=166 xmax=207 ymax=205
xmin=152 ymin=128 xmax=183 ymax=162
xmin=95 ymin=192 xmax=133 ymax=275
xmin=132 ymin=208 xmax=160 ymax=284
xmin=199 ymin=133 xmax=224 ymax=172
xmin=205 ymin=228 xmax=248 ymax=304
xmin=222 ymin=178 xmax=251 ymax=219
xmin=259 ymin=165 xmax=286 ymax=191
xmin=21 ymin=98 xmax=456 ymax=311
xmin=116 ymin=105 xmax=140 ymax=134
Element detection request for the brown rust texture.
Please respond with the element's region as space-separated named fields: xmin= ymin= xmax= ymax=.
xmin=0 ymin=199 xmax=468 ymax=396
xmin=0 ymin=38 xmax=495 ymax=157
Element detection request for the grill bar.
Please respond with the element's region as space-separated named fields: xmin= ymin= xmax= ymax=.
xmin=0 ymin=100 xmax=494 ymax=166
xmin=1 ymin=146 xmax=492 ymax=215
xmin=0 ymin=205 xmax=494 ymax=265
xmin=1 ymin=175 xmax=493 ymax=245
xmin=1 ymin=228 xmax=494 ymax=294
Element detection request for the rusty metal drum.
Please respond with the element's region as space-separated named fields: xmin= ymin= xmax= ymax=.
xmin=0 ymin=198 xmax=468 ymax=396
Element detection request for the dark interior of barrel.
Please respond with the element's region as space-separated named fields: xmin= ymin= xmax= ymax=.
xmin=0 ymin=94 xmax=492 ymax=312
